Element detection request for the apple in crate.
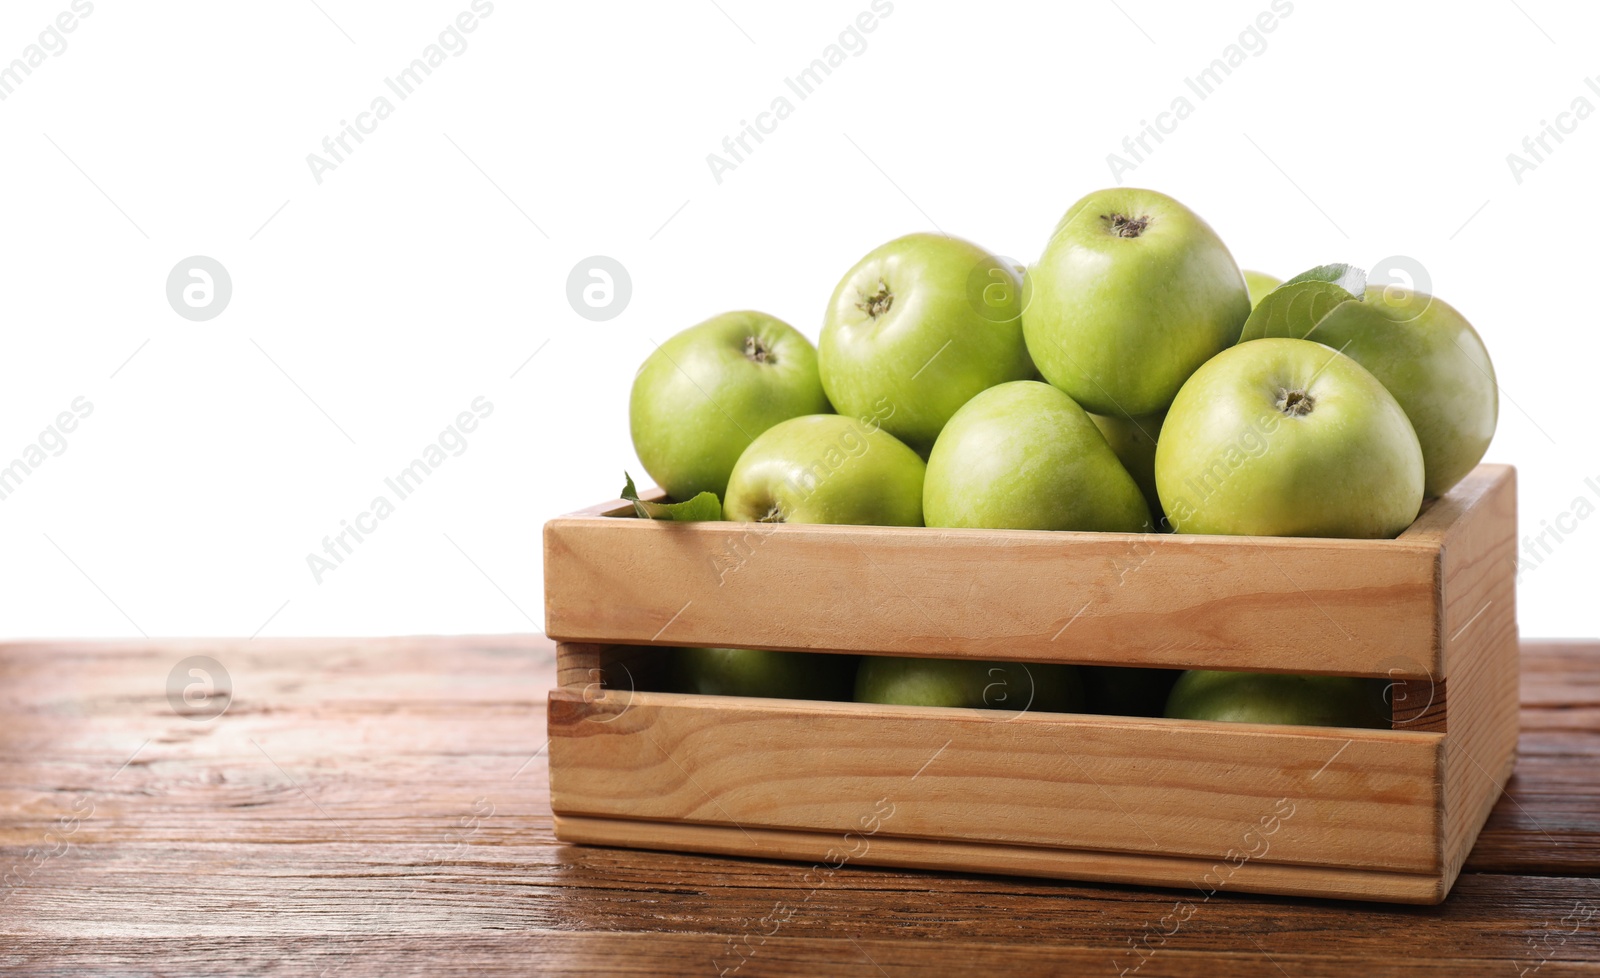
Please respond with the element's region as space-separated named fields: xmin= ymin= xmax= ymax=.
xmin=1241 ymin=286 xmax=1497 ymax=497
xmin=819 ymin=233 xmax=1035 ymax=455
xmin=723 ymin=414 xmax=926 ymax=526
xmin=1024 ymin=188 xmax=1251 ymax=416
xmin=1165 ymin=670 xmax=1390 ymax=729
xmin=924 ymin=381 xmax=1150 ymax=532
xmin=670 ymin=647 xmax=856 ymax=700
xmin=630 ymin=311 xmax=829 ymax=500
xmin=855 ymin=656 xmax=1086 ymax=713
xmin=1088 ymin=409 xmax=1165 ymax=524
xmin=1243 ymin=270 xmax=1281 ymax=308
xmin=1155 ymin=338 xmax=1424 ymax=538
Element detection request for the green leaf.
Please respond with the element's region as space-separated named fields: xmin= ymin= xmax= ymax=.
xmin=620 ymin=472 xmax=722 ymax=522
xmin=1237 ymin=280 xmax=1360 ymax=344
xmin=1281 ymin=263 xmax=1367 ymax=296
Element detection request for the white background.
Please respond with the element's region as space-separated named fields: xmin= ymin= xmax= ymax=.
xmin=0 ymin=0 xmax=1594 ymax=640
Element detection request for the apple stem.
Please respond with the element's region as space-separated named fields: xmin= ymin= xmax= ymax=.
xmin=1102 ymin=213 xmax=1151 ymax=239
xmin=1276 ymin=387 xmax=1315 ymax=417
xmin=854 ymin=278 xmax=894 ymax=319
xmin=758 ymin=504 xmax=785 ymax=523
xmin=743 ymin=335 xmax=774 ymax=364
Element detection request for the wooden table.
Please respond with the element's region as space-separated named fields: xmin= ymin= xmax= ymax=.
xmin=2 ymin=637 xmax=1596 ymax=976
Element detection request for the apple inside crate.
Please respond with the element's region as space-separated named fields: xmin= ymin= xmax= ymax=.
xmin=544 ymin=465 xmax=1518 ymax=904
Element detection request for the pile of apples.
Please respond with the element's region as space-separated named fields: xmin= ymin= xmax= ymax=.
xmin=626 ymin=187 xmax=1498 ymax=727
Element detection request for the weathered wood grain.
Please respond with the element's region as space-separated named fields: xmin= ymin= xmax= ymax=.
xmin=3 ymin=929 xmax=1598 ymax=978
xmin=1 ymin=634 xmax=1596 ymax=976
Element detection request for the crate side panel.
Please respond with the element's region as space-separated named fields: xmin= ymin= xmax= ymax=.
xmin=1439 ymin=467 xmax=1519 ymax=886
xmin=544 ymin=518 xmax=1439 ymax=676
xmin=547 ymin=690 xmax=1444 ymax=873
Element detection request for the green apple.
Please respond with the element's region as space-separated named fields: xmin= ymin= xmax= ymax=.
xmin=1081 ymin=665 xmax=1179 ymax=718
xmin=855 ymin=656 xmax=1085 ymax=713
xmin=723 ymin=414 xmax=925 ymax=526
xmin=670 ymin=647 xmax=856 ymax=700
xmin=1242 ymin=287 xmax=1496 ymax=497
xmin=819 ymin=233 xmax=1035 ymax=455
xmin=1243 ymin=270 xmax=1281 ymax=309
xmin=1155 ymin=338 xmax=1424 ymax=538
xmin=630 ymin=311 xmax=830 ymax=500
xmin=1088 ymin=409 xmax=1165 ymax=524
xmin=924 ymin=381 xmax=1150 ymax=531
xmin=1025 ymin=188 xmax=1251 ymax=416
xmin=1165 ymin=670 xmax=1389 ymax=729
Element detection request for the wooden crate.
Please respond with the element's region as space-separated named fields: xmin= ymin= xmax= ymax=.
xmin=544 ymin=464 xmax=1518 ymax=904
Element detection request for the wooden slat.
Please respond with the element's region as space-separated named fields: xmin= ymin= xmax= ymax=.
xmin=554 ymin=814 xmax=1448 ymax=904
xmin=546 ymin=472 xmax=1526 ymax=679
xmin=1439 ymin=467 xmax=1521 ymax=889
xmin=543 ymin=514 xmax=1443 ymax=675
xmin=548 ymin=688 xmax=1444 ymax=876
